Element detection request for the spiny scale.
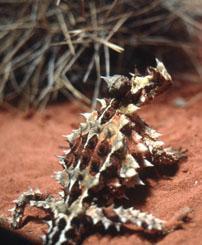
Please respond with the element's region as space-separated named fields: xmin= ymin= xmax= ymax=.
xmin=10 ymin=59 xmax=185 ymax=244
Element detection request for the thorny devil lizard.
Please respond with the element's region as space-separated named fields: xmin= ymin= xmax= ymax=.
xmin=10 ymin=59 xmax=186 ymax=244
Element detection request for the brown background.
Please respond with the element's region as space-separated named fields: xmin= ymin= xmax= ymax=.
xmin=0 ymin=82 xmax=202 ymax=244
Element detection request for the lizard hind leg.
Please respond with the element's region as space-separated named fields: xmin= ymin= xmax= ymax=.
xmin=151 ymin=146 xmax=187 ymax=177
xmin=10 ymin=188 xmax=53 ymax=229
xmin=154 ymin=146 xmax=187 ymax=167
xmin=86 ymin=205 xmax=165 ymax=235
xmin=113 ymin=206 xmax=165 ymax=232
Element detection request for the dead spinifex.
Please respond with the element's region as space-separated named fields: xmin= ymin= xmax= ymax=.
xmin=0 ymin=0 xmax=201 ymax=108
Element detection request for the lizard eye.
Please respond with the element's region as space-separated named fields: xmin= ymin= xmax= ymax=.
xmin=102 ymin=75 xmax=130 ymax=97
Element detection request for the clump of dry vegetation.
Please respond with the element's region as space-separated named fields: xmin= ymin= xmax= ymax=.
xmin=0 ymin=0 xmax=201 ymax=109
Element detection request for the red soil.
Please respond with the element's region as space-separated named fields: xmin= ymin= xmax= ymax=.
xmin=0 ymin=82 xmax=202 ymax=245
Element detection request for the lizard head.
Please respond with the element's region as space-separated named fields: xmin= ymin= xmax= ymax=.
xmin=102 ymin=59 xmax=172 ymax=106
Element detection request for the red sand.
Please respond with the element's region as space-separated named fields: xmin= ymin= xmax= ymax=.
xmin=0 ymin=82 xmax=202 ymax=244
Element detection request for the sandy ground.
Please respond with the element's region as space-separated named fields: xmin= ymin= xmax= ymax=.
xmin=0 ymin=82 xmax=202 ymax=244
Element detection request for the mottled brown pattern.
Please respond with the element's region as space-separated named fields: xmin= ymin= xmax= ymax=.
xmin=9 ymin=60 xmax=185 ymax=245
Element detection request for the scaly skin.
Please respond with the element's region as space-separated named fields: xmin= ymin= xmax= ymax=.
xmin=10 ymin=59 xmax=185 ymax=244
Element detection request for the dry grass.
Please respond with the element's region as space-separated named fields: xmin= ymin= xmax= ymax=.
xmin=0 ymin=0 xmax=201 ymax=109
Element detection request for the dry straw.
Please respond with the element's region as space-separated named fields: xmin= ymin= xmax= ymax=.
xmin=0 ymin=0 xmax=201 ymax=108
